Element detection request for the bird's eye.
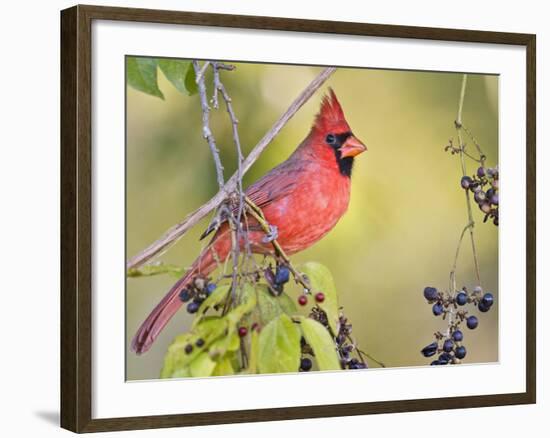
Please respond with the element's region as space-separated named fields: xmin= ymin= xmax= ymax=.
xmin=325 ymin=134 xmax=336 ymax=145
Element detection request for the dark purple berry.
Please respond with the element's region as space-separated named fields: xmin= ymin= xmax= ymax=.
xmin=206 ymin=283 xmax=216 ymax=295
xmin=491 ymin=179 xmax=499 ymax=189
xmin=461 ymin=176 xmax=473 ymax=189
xmin=184 ymin=344 xmax=193 ymax=354
xmin=455 ymin=345 xmax=467 ymax=359
xmin=238 ymin=327 xmax=248 ymax=337
xmin=300 ymin=357 xmax=313 ymax=371
xmin=452 ymin=330 xmax=463 ymax=342
xmin=490 ymin=193 xmax=499 ymax=205
xmin=423 ymin=287 xmax=438 ymax=301
xmin=275 ymin=265 xmax=290 ymax=285
xmin=195 ymin=338 xmax=205 ymax=347
xmin=439 ymin=352 xmax=453 ymax=364
xmin=479 ymin=202 xmax=492 ymax=214
xmin=264 ymin=267 xmax=276 ymax=285
xmin=481 ymin=293 xmax=494 ymax=307
xmin=186 ymin=301 xmax=200 ymax=314
xmin=298 ymin=295 xmax=308 ymax=306
xmin=478 ymin=301 xmax=490 ymax=312
xmin=477 ymin=166 xmax=486 ymax=177
xmin=315 ymin=292 xmax=325 ymax=303
xmin=466 ymin=315 xmax=479 ymax=329
xmin=430 ymin=360 xmax=443 ymax=366
xmin=342 ymin=345 xmax=354 ymax=355
xmin=432 ymin=302 xmax=444 ymax=316
xmin=179 ymin=289 xmax=191 ymax=302
xmin=421 ymin=342 xmax=438 ymax=358
xmin=474 ymin=191 xmax=486 ymax=204
xmin=455 ymin=292 xmax=468 ymax=306
xmin=443 ymin=339 xmax=454 ymax=352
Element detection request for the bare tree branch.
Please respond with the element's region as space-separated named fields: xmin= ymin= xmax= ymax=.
xmin=126 ymin=66 xmax=337 ymax=270
xmin=193 ymin=60 xmax=225 ymax=189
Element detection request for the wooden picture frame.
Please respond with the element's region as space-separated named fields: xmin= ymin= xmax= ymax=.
xmin=61 ymin=4 xmax=536 ymax=432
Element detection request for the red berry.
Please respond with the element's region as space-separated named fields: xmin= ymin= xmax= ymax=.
xmin=298 ymin=295 xmax=308 ymax=306
xmin=315 ymin=292 xmax=325 ymax=303
xmin=251 ymin=322 xmax=260 ymax=332
xmin=238 ymin=326 xmax=248 ymax=337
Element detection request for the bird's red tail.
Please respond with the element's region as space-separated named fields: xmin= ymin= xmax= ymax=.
xmin=131 ymin=249 xmax=217 ymax=355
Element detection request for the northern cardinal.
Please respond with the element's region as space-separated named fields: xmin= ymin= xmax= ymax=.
xmin=132 ymin=89 xmax=366 ymax=354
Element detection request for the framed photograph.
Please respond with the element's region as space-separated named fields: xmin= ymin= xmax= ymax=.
xmin=60 ymin=4 xmax=536 ymax=433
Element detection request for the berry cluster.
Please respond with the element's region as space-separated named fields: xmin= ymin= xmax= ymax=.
xmin=460 ymin=165 xmax=499 ymax=226
xmin=182 ymin=336 xmax=207 ymax=355
xmin=336 ymin=313 xmax=367 ymax=370
xmin=297 ymin=291 xmax=325 ymax=307
xmin=178 ymin=275 xmax=217 ymax=314
xmin=421 ymin=285 xmax=495 ymax=365
xmin=307 ymin=308 xmax=367 ymax=370
xmin=264 ymin=264 xmax=290 ymax=296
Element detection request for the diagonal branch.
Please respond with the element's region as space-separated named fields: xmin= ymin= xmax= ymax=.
xmin=126 ymin=66 xmax=337 ymax=270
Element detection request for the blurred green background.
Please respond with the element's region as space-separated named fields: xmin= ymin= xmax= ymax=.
xmin=126 ymin=62 xmax=498 ymax=381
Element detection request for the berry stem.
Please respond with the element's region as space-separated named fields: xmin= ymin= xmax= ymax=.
xmin=453 ymin=74 xmax=482 ymax=288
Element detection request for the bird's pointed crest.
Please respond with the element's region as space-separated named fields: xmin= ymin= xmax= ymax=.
xmin=312 ymin=88 xmax=350 ymax=134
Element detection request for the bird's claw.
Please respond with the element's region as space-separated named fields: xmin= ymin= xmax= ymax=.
xmin=262 ymin=225 xmax=279 ymax=243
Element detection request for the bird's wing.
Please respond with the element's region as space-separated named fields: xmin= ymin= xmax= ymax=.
xmin=199 ymin=159 xmax=305 ymax=240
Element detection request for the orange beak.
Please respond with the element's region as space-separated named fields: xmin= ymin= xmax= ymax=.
xmin=340 ymin=135 xmax=367 ymax=158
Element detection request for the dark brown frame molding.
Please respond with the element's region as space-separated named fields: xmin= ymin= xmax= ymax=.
xmin=60 ymin=4 xmax=536 ymax=433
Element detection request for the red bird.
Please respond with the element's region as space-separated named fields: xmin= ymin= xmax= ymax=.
xmin=132 ymin=89 xmax=367 ymax=354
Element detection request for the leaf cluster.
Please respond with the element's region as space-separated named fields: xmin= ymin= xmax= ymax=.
xmin=161 ymin=262 xmax=344 ymax=378
xmin=126 ymin=56 xmax=198 ymax=99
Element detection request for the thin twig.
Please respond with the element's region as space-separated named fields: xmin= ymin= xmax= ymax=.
xmin=212 ymin=62 xmax=250 ymax=265
xmin=244 ymin=196 xmax=310 ymax=291
xmin=194 ymin=61 xmax=211 ymax=83
xmin=461 ymin=124 xmax=486 ymax=165
xmin=356 ymin=347 xmax=386 ymax=368
xmin=454 ymin=74 xmax=482 ymax=287
xmin=449 ymin=221 xmax=474 ymax=293
xmin=193 ymin=60 xmax=225 ymax=189
xmin=126 ymin=67 xmax=337 ymax=270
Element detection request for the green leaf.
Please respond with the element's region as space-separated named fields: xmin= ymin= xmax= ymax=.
xmin=126 ymin=57 xmax=164 ymax=99
xmin=278 ymin=291 xmax=298 ymax=315
xmin=185 ymin=65 xmax=198 ymax=95
xmin=158 ymin=59 xmax=197 ymax=96
xmin=254 ymin=284 xmax=297 ymax=326
xmin=299 ymin=317 xmax=342 ymax=371
xmin=244 ymin=329 xmax=259 ymax=374
xmin=170 ymin=367 xmax=192 ymax=378
xmin=189 ymin=352 xmax=217 ymax=377
xmin=208 ymin=330 xmax=240 ymax=359
xmin=192 ymin=285 xmax=230 ymax=328
xmin=226 ymin=289 xmax=257 ymax=327
xmin=161 ymin=283 xmax=263 ymax=379
xmin=300 ymin=262 xmax=340 ymax=334
xmin=161 ymin=317 xmax=227 ymax=378
xmin=212 ymin=356 xmax=235 ymax=376
xmin=126 ymin=263 xmax=185 ymax=278
xmin=258 ymin=314 xmax=301 ymax=374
